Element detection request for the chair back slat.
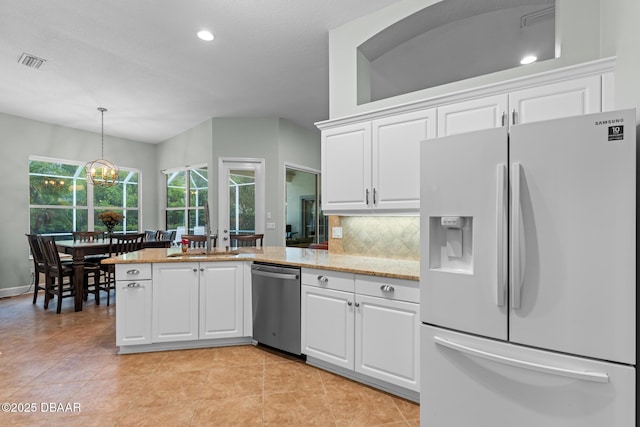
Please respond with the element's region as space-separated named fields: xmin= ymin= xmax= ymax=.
xmin=156 ymin=230 xmax=176 ymax=242
xmin=181 ymin=234 xmax=208 ymax=248
xmin=73 ymin=231 xmax=106 ymax=242
xmin=38 ymin=236 xmax=65 ymax=272
xmin=229 ymin=233 xmax=264 ymax=247
xmin=109 ymin=233 xmax=145 ymax=256
xmin=26 ymin=234 xmax=45 ymax=265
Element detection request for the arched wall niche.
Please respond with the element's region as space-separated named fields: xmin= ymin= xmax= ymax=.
xmin=357 ymin=0 xmax=556 ymax=104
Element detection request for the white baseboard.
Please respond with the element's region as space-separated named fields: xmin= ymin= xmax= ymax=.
xmin=0 ymin=285 xmax=32 ymax=299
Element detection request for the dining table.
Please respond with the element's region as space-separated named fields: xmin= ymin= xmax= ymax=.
xmin=55 ymin=238 xmax=172 ymax=311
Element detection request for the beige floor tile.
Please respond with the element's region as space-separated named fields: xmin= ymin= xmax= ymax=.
xmin=191 ymin=395 xmax=263 ymax=426
xmin=0 ymin=293 xmax=420 ymax=425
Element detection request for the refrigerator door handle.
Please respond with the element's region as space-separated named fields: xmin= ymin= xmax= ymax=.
xmin=496 ymin=164 xmax=507 ymax=307
xmin=511 ymin=162 xmax=524 ymax=309
xmin=434 ymin=336 xmax=610 ymax=383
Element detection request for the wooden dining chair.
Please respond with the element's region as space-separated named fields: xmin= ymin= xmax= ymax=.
xmin=26 ymin=234 xmax=52 ymax=304
xmin=181 ymin=234 xmax=208 ymax=248
xmin=38 ymin=236 xmax=76 ymax=313
xmin=73 ymin=231 xmax=109 ymax=267
xmin=99 ymin=233 xmax=145 ymax=306
xmin=144 ymin=229 xmax=157 ymax=241
xmin=229 ymin=233 xmax=264 ymax=247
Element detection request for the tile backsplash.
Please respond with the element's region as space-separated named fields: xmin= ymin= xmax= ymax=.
xmin=328 ymin=216 xmax=419 ymax=260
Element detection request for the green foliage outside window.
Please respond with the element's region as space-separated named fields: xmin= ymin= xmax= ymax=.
xmin=29 ymin=159 xmax=140 ymax=235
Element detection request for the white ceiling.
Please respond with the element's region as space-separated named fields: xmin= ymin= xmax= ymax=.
xmin=0 ymin=0 xmax=401 ymax=143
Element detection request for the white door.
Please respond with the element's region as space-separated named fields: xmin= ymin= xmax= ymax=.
xmin=355 ymin=294 xmax=420 ymax=391
xmin=420 ymin=127 xmax=508 ymax=340
xmin=509 ymin=75 xmax=601 ymax=125
xmin=199 ymin=262 xmax=243 ymax=339
xmin=509 ymin=111 xmax=636 ymax=364
xmin=421 ymin=325 xmax=636 ymax=427
xmin=372 ymin=109 xmax=436 ymax=211
xmin=321 ymin=122 xmax=371 ymax=211
xmin=437 ymin=94 xmax=507 ymax=136
xmin=218 ymin=158 xmax=265 ymax=247
xmin=152 ymin=263 xmax=200 ymax=342
xmin=301 ymin=284 xmax=354 ymax=369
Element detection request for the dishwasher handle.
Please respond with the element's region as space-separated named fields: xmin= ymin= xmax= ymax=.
xmin=252 ymin=269 xmax=299 ymax=281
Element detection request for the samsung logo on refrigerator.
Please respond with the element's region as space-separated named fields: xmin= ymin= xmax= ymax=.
xmin=594 ymin=118 xmax=625 ymax=141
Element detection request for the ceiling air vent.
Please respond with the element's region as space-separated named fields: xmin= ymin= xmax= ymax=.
xmin=18 ymin=53 xmax=46 ymax=69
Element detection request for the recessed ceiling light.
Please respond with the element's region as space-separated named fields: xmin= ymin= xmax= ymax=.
xmin=520 ymin=55 xmax=537 ymax=65
xmin=197 ymin=30 xmax=214 ymax=42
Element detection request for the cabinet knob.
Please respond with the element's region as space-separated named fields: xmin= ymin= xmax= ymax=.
xmin=200 ymin=268 xmax=205 ymax=272
xmin=126 ymin=269 xmax=140 ymax=275
xmin=347 ymin=301 xmax=353 ymax=306
xmin=354 ymin=302 xmax=360 ymax=307
xmin=317 ymin=275 xmax=328 ymax=283
xmin=193 ymin=268 xmax=198 ymax=272
xmin=380 ymin=284 xmax=395 ymax=293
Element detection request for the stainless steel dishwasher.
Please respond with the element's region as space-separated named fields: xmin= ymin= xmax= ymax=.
xmin=251 ymin=262 xmax=301 ymax=355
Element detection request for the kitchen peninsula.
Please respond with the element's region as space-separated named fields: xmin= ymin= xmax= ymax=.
xmin=105 ymin=246 xmax=421 ymax=401
xmin=103 ymin=246 xmax=419 ymax=280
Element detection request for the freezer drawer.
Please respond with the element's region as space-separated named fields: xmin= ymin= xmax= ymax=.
xmin=421 ymin=325 xmax=635 ymax=427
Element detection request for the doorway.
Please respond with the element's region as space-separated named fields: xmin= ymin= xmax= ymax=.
xmin=285 ymin=165 xmax=326 ymax=247
xmin=218 ymin=158 xmax=265 ymax=248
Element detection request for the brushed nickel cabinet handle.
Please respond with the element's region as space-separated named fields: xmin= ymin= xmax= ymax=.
xmin=380 ymin=284 xmax=395 ymax=293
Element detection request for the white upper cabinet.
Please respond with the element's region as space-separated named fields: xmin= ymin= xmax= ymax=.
xmin=322 ymin=109 xmax=436 ymax=213
xmin=372 ymin=109 xmax=436 ymax=211
xmin=318 ymin=59 xmax=615 ymax=214
xmin=438 ymin=75 xmax=602 ymax=137
xmin=322 ymin=122 xmax=371 ymax=212
xmin=509 ymin=75 xmax=601 ymax=125
xmin=437 ymin=94 xmax=508 ymax=137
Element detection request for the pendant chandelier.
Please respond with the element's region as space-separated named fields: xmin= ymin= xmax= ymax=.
xmin=85 ymin=107 xmax=118 ymax=187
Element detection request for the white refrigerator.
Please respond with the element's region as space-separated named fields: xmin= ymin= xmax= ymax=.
xmin=420 ymin=109 xmax=637 ymax=426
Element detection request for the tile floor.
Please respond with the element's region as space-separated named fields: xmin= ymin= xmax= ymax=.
xmin=0 ymin=291 xmax=420 ymax=426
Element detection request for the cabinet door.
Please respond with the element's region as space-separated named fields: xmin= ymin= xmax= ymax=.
xmin=437 ymin=94 xmax=508 ymax=136
xmin=510 ymin=75 xmax=601 ymax=125
xmin=199 ymin=262 xmax=244 ymax=340
xmin=355 ymin=294 xmax=420 ymax=391
xmin=301 ymin=284 xmax=354 ymax=369
xmin=152 ymin=263 xmax=199 ymax=342
xmin=372 ymin=109 xmax=436 ymax=211
xmin=116 ymin=280 xmax=152 ymax=346
xmin=321 ymin=122 xmax=372 ymax=211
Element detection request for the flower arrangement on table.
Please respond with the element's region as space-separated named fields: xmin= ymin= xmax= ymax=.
xmin=98 ymin=211 xmax=124 ymax=235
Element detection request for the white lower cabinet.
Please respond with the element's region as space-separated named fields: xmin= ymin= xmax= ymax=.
xmin=152 ymin=263 xmax=200 ymax=342
xmin=115 ymin=264 xmax=153 ymax=346
xmin=301 ymin=268 xmax=420 ymax=395
xmin=301 ymin=284 xmax=355 ymax=369
xmin=355 ymin=293 xmax=420 ymax=392
xmin=199 ymin=262 xmax=244 ymax=339
xmin=152 ymin=262 xmax=244 ymax=343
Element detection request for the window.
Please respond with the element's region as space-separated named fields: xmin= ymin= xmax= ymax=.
xmin=164 ymin=166 xmax=208 ymax=235
xmin=29 ymin=157 xmax=140 ymax=236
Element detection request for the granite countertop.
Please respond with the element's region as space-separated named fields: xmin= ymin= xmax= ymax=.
xmin=102 ymin=246 xmax=419 ymax=281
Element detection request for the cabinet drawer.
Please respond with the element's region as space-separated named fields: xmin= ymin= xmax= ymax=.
xmin=302 ymin=268 xmax=354 ymax=293
xmin=356 ymin=275 xmax=419 ymax=303
xmin=116 ymin=263 xmax=152 ymax=281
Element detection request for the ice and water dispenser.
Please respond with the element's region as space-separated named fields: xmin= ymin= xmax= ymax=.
xmin=428 ymin=216 xmax=473 ymax=273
